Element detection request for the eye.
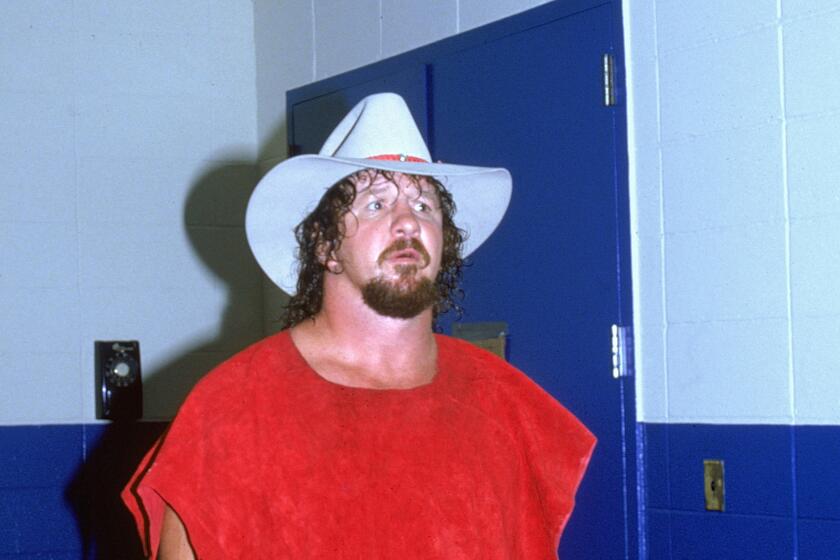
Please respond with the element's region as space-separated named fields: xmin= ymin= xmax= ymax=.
xmin=413 ymin=201 xmax=432 ymax=213
xmin=366 ymin=200 xmax=384 ymax=212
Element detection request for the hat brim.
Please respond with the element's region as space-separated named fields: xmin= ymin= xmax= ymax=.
xmin=246 ymin=154 xmax=512 ymax=295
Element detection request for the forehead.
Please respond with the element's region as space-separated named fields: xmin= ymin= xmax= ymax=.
xmin=351 ymin=170 xmax=439 ymax=197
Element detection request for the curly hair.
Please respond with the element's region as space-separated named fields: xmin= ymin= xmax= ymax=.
xmin=282 ymin=169 xmax=466 ymax=329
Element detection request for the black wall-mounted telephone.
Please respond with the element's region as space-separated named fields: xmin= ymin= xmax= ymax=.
xmin=95 ymin=340 xmax=142 ymax=420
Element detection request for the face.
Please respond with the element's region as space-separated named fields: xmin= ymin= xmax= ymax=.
xmin=330 ymin=171 xmax=444 ymax=317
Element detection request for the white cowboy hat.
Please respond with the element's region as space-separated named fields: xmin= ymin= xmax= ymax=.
xmin=245 ymin=92 xmax=512 ymax=294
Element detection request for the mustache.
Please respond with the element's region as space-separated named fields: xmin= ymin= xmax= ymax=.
xmin=377 ymin=238 xmax=431 ymax=267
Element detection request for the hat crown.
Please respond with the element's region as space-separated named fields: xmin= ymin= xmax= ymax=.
xmin=319 ymin=93 xmax=432 ymax=162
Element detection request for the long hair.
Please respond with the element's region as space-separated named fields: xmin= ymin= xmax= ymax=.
xmin=282 ymin=169 xmax=466 ymax=329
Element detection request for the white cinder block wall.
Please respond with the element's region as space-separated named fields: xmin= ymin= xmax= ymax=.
xmin=11 ymin=0 xmax=834 ymax=428
xmin=0 ymin=2 xmax=263 ymax=423
xmin=625 ymin=0 xmax=840 ymax=425
xmin=0 ymin=0 xmax=556 ymax=425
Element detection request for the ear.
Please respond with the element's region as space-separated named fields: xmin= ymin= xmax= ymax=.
xmin=322 ymin=254 xmax=342 ymax=274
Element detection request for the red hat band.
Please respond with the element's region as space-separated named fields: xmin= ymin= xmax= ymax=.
xmin=367 ymin=154 xmax=429 ymax=163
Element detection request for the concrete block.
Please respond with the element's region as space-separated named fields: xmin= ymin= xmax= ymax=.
xmin=0 ymin=29 xmax=75 ymax=93
xmin=78 ymin=221 xmax=214 ymax=290
xmin=255 ymin=0 xmax=313 ymax=160
xmin=662 ymin=122 xmax=785 ymax=233
xmin=667 ymin=318 xmax=791 ymax=422
xmin=460 ymin=0 xmax=542 ymax=32
xmin=0 ymin=92 xmax=75 ymax=158
xmin=0 ymin=287 xmax=80 ymax=356
xmin=208 ymin=0 xmax=256 ymax=41
xmin=790 ymin=215 xmax=840 ymax=316
xmin=793 ymin=314 xmax=840 ymax=423
xmin=73 ymin=0 xmax=210 ymax=35
xmin=0 ymin=153 xmax=76 ymax=223
xmin=656 ymin=0 xmax=777 ymax=52
xmin=782 ymin=0 xmax=840 ymax=19
xmin=72 ymin=30 xmax=210 ymax=97
xmin=74 ymin=92 xmax=216 ymax=161
xmin=208 ymin=95 xmax=259 ymax=161
xmin=0 ymin=222 xmax=77 ymax=289
xmin=659 ymin=28 xmax=780 ymax=140
xmin=784 ymin=10 xmax=840 ymax=116
xmin=787 ymin=113 xmax=840 ymax=218
xmin=381 ymin=0 xmax=457 ymax=58
xmin=0 ymin=1 xmax=75 ymax=31
xmin=78 ymin=221 xmax=261 ymax=294
xmin=314 ymin=0 xmax=380 ymax=79
xmin=635 ymin=233 xmax=668 ymax=422
xmin=665 ymin=222 xmax=788 ymax=323
xmin=0 ymin=351 xmax=82 ymax=424
xmin=77 ymin=156 xmax=195 ymax=226
xmin=208 ymin=38 xmax=258 ymax=101
xmin=627 ymin=53 xmax=663 ymax=240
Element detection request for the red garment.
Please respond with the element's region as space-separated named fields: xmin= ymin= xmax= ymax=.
xmin=122 ymin=331 xmax=595 ymax=559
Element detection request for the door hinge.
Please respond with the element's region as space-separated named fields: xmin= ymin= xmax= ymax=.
xmin=603 ymin=53 xmax=616 ymax=107
xmin=611 ymin=324 xmax=633 ymax=378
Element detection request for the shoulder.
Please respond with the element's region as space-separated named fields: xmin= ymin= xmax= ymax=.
xmin=436 ymin=333 xmax=595 ymax=445
xmin=153 ymin=330 xmax=306 ymax=468
xmin=178 ymin=330 xmax=300 ymax=415
xmin=436 ymin=334 xmax=551 ymax=403
xmin=436 ymin=334 xmax=514 ymax=377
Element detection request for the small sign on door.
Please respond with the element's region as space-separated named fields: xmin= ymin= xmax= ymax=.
xmin=452 ymin=322 xmax=508 ymax=361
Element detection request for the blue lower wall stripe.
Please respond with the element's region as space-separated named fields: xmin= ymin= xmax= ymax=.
xmin=641 ymin=423 xmax=840 ymax=560
xmin=635 ymin=423 xmax=648 ymax=560
xmin=0 ymin=422 xmax=167 ymax=556
xmin=2 ymin=422 xmax=839 ymax=558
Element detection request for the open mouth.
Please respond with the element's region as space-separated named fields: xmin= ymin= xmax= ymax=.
xmin=378 ymin=239 xmax=430 ymax=267
xmin=389 ymin=249 xmax=421 ymax=261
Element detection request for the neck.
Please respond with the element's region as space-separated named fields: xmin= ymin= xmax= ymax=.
xmin=289 ymin=276 xmax=438 ymax=389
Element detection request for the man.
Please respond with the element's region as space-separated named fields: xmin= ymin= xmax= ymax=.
xmin=123 ymin=93 xmax=595 ymax=559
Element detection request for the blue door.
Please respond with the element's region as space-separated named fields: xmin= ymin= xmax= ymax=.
xmin=288 ymin=2 xmax=635 ymax=558
xmin=430 ymin=5 xmax=635 ymax=558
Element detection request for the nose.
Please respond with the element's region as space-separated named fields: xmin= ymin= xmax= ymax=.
xmin=390 ymin=198 xmax=420 ymax=238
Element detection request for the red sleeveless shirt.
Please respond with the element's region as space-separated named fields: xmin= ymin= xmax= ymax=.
xmin=123 ymin=331 xmax=595 ymax=559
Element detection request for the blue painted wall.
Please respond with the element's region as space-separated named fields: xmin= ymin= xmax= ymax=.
xmin=0 ymin=423 xmax=166 ymax=557
xmin=5 ymin=422 xmax=839 ymax=558
xmin=641 ymin=423 xmax=840 ymax=559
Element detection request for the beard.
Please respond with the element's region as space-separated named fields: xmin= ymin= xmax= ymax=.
xmin=361 ymin=271 xmax=438 ymax=319
xmin=361 ymin=238 xmax=438 ymax=318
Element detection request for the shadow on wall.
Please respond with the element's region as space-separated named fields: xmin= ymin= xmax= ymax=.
xmin=65 ymin=137 xmax=291 ymax=557
xmin=66 ymin=421 xmax=168 ymax=558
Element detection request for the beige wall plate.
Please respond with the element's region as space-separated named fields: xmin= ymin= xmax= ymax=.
xmin=704 ymin=459 xmax=725 ymax=511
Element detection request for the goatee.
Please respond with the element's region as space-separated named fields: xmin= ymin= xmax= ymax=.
xmin=362 ymin=271 xmax=438 ymax=319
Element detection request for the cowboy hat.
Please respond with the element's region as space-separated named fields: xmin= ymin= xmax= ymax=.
xmin=245 ymin=92 xmax=512 ymax=294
